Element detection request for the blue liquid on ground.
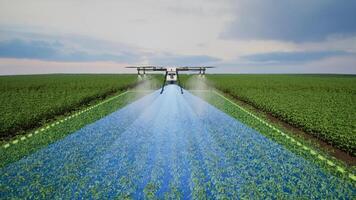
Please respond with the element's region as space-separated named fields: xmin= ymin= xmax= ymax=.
xmin=0 ymin=85 xmax=354 ymax=199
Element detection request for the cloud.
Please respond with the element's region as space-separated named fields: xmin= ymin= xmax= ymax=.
xmin=148 ymin=53 xmax=220 ymax=66
xmin=0 ymin=39 xmax=59 ymax=59
xmin=242 ymin=51 xmax=353 ymax=63
xmin=0 ymin=39 xmax=141 ymax=63
xmin=222 ymin=0 xmax=356 ymax=42
xmin=0 ymin=29 xmax=222 ymax=66
xmin=0 ymin=37 xmax=220 ymax=67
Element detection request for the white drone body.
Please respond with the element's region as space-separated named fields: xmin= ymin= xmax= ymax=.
xmin=166 ymin=68 xmax=177 ymax=83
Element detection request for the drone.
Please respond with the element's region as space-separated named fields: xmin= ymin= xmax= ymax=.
xmin=126 ymin=66 xmax=213 ymax=94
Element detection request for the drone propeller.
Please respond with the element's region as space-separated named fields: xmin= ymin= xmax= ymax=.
xmin=126 ymin=65 xmax=214 ymax=94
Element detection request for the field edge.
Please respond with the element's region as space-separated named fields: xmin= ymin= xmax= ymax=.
xmin=0 ymin=90 xmax=152 ymax=168
xmin=190 ymin=89 xmax=356 ymax=183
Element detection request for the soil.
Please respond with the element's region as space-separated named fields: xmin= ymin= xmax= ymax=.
xmin=224 ymin=92 xmax=356 ymax=166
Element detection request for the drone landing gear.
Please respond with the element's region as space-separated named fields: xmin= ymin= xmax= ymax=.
xmin=160 ymin=71 xmax=184 ymax=94
xmin=160 ymin=71 xmax=168 ymax=94
xmin=177 ymin=71 xmax=183 ymax=94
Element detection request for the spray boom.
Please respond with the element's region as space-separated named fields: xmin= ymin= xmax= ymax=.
xmin=126 ymin=66 xmax=214 ymax=94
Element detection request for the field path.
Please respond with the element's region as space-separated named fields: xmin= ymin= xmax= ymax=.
xmin=1 ymin=85 xmax=354 ymax=198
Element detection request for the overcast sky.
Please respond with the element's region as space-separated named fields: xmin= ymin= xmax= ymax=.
xmin=0 ymin=0 xmax=355 ymax=74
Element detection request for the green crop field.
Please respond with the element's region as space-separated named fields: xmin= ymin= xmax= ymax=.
xmin=0 ymin=74 xmax=138 ymax=139
xmin=1 ymin=74 xmax=355 ymax=198
xmin=203 ymin=74 xmax=356 ymax=156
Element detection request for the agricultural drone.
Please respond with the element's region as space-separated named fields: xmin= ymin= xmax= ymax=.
xmin=126 ymin=66 xmax=213 ymax=94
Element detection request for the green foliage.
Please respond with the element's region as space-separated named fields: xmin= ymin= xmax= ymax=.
xmin=0 ymin=74 xmax=138 ymax=139
xmin=1 ymin=84 xmax=354 ymax=198
xmin=0 ymin=91 xmax=145 ymax=168
xmin=204 ymin=74 xmax=356 ymax=155
xmin=144 ymin=182 xmax=159 ymax=199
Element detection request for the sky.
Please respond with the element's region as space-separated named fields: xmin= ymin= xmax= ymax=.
xmin=0 ymin=0 xmax=355 ymax=74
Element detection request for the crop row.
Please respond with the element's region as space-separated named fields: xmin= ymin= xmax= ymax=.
xmin=1 ymin=86 xmax=354 ymax=198
xmin=204 ymin=74 xmax=356 ymax=155
xmin=0 ymin=74 xmax=138 ymax=139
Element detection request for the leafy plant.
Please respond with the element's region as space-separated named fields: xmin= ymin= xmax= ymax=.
xmin=0 ymin=74 xmax=138 ymax=139
xmin=202 ymin=74 xmax=356 ymax=155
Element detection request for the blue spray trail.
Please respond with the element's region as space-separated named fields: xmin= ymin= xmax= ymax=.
xmin=0 ymin=85 xmax=354 ymax=199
